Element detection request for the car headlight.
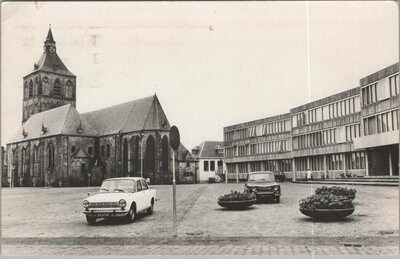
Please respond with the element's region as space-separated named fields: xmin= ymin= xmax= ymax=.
xmin=119 ymin=199 xmax=127 ymax=208
xmin=273 ymin=186 xmax=279 ymax=192
xmin=83 ymin=200 xmax=90 ymax=208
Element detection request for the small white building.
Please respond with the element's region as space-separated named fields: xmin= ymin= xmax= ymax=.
xmin=191 ymin=141 xmax=225 ymax=183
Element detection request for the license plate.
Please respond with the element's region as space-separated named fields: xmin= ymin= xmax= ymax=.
xmin=96 ymin=213 xmax=111 ymax=217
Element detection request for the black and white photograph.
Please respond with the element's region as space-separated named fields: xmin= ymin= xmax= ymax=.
xmin=1 ymin=1 xmax=399 ymax=256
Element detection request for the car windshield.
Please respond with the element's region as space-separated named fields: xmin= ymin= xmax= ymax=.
xmin=100 ymin=179 xmax=135 ymax=193
xmin=248 ymin=173 xmax=275 ymax=182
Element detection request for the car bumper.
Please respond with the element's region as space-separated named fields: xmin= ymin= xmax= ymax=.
xmin=83 ymin=209 xmax=128 ymax=218
xmin=256 ymin=192 xmax=281 ymax=199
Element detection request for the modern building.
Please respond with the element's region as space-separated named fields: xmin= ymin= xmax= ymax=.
xmin=5 ymin=27 xmax=175 ymax=187
xmin=353 ymin=63 xmax=399 ymax=176
xmin=191 ymin=141 xmax=225 ymax=183
xmin=224 ymin=114 xmax=292 ymax=182
xmin=224 ymin=63 xmax=399 ymax=181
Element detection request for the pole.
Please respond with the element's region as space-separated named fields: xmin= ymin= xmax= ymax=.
xmin=172 ymin=150 xmax=177 ymax=237
xmin=140 ymin=136 xmax=143 ymax=178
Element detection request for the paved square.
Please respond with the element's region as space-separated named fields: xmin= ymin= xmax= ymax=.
xmin=1 ymin=183 xmax=399 ymax=255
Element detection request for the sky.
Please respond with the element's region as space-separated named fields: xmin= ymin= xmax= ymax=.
xmin=1 ymin=1 xmax=398 ymax=149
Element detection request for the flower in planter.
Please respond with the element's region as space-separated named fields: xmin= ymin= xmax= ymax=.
xmin=218 ymin=190 xmax=256 ymax=202
xmin=315 ymin=186 xmax=356 ymax=197
xmin=299 ymin=193 xmax=354 ymax=210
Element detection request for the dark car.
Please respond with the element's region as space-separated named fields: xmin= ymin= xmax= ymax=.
xmin=244 ymin=171 xmax=281 ymax=203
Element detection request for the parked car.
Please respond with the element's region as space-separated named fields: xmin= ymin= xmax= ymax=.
xmin=209 ymin=175 xmax=222 ymax=183
xmin=82 ymin=177 xmax=156 ymax=225
xmin=244 ymin=171 xmax=281 ymax=203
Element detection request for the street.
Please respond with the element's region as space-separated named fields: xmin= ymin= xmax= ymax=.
xmin=1 ymin=183 xmax=399 ymax=255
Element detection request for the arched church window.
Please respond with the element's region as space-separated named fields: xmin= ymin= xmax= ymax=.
xmin=47 ymin=143 xmax=54 ymax=168
xmin=24 ymin=81 xmax=28 ymax=99
xmin=106 ymin=144 xmax=111 ymax=157
xmin=66 ymin=80 xmax=73 ymax=98
xmin=53 ymin=79 xmax=62 ymax=97
xmin=88 ymin=146 xmax=93 ymax=156
xmin=34 ymin=145 xmax=39 ymax=162
xmin=29 ymin=80 xmax=33 ymax=98
xmin=33 ymin=77 xmax=39 ymax=95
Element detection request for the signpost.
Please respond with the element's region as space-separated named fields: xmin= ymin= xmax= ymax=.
xmin=169 ymin=125 xmax=180 ymax=237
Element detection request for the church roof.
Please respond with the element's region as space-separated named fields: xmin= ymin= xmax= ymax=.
xmin=9 ymin=104 xmax=98 ymax=143
xmin=82 ymin=95 xmax=170 ymax=135
xmin=27 ymin=27 xmax=75 ymax=77
xmin=32 ymin=52 xmax=75 ymax=77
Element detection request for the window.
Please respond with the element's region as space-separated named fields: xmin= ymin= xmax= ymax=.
xmin=136 ymin=180 xmax=142 ymax=192
xmin=47 ymin=143 xmax=54 ymax=168
xmin=204 ymin=161 xmax=209 ymax=171
xmin=392 ymin=110 xmax=399 ymax=130
xmin=106 ymin=144 xmax=111 ymax=157
xmin=141 ymin=180 xmax=149 ymax=190
xmin=88 ymin=146 xmax=93 ymax=155
xmin=53 ymin=79 xmax=62 ymax=97
xmin=101 ymin=145 xmax=104 ymax=157
xmin=29 ymin=80 xmax=33 ymax=98
xmin=71 ymin=146 xmax=76 ymax=153
xmin=362 ymin=83 xmax=378 ymax=106
xmin=34 ymin=146 xmax=39 ymax=162
xmin=389 ymin=74 xmax=399 ymax=96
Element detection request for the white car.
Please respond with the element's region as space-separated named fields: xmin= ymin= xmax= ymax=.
xmin=82 ymin=177 xmax=156 ymax=225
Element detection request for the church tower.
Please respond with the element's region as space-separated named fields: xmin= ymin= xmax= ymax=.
xmin=22 ymin=26 xmax=76 ymax=123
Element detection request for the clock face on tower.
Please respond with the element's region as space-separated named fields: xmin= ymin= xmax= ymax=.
xmin=49 ymin=45 xmax=56 ymax=53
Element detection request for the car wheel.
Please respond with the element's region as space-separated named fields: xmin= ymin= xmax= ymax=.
xmin=126 ymin=205 xmax=136 ymax=223
xmin=147 ymin=201 xmax=154 ymax=215
xmin=86 ymin=215 xmax=97 ymax=225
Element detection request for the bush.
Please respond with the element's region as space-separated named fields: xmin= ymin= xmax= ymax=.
xmin=315 ymin=186 xmax=356 ymax=196
xmin=218 ymin=190 xmax=256 ymax=202
xmin=299 ymin=194 xmax=354 ymax=210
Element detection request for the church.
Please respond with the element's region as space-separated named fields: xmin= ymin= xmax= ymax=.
xmin=5 ymin=27 xmax=176 ymax=187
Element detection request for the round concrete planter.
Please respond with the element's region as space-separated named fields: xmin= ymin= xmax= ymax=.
xmin=299 ymin=207 xmax=355 ymax=220
xmin=218 ymin=199 xmax=256 ymax=210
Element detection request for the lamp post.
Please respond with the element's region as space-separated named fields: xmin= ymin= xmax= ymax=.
xmin=140 ymin=133 xmax=144 ymax=178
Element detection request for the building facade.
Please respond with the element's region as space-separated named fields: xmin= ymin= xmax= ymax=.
xmin=191 ymin=141 xmax=225 ymax=183
xmin=5 ymin=28 xmax=175 ymax=187
xmin=224 ymin=63 xmax=399 ymax=181
xmin=224 ymin=114 xmax=292 ymax=181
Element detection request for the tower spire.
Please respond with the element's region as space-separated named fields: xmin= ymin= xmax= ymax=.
xmin=45 ymin=24 xmax=55 ymax=43
xmin=43 ymin=25 xmax=56 ymax=53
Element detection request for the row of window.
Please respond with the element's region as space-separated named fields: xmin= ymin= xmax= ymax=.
xmin=362 ymin=74 xmax=399 ymax=107
xmin=226 ymin=160 xmax=293 ymax=174
xmin=361 ymin=83 xmax=377 ymax=106
xmin=203 ymin=160 xmax=223 ymax=172
xmin=363 ymin=109 xmax=399 ymax=136
xmin=295 ymin=152 xmax=366 ymax=171
xmin=225 ymin=140 xmax=289 ymax=158
xmin=224 ymin=120 xmax=290 ymax=141
xmin=13 ymin=143 xmax=55 ymax=168
xmin=292 ymin=96 xmax=361 ymax=128
xmin=24 ymin=77 xmax=74 ymax=99
xmin=292 ymin=128 xmax=336 ymax=150
xmin=345 ymin=124 xmax=361 ymax=142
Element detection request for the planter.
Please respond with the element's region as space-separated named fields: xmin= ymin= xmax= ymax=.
xmin=299 ymin=207 xmax=355 ymax=220
xmin=218 ymin=199 xmax=256 ymax=210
